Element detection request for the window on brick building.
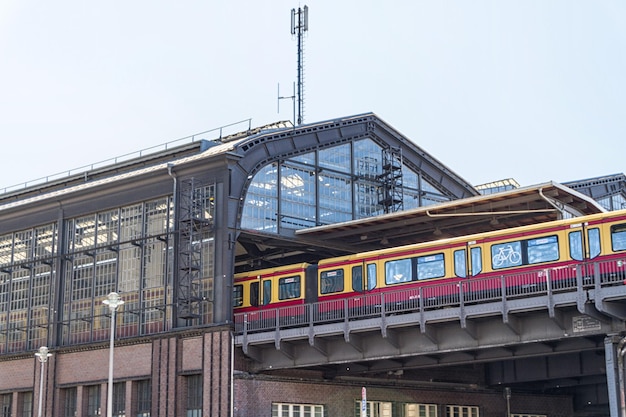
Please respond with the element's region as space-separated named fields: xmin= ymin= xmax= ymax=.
xmin=446 ymin=405 xmax=479 ymax=417
xmin=353 ymin=400 xmax=392 ymax=417
xmin=512 ymin=415 xmax=546 ymax=417
xmin=273 ymin=402 xmax=324 ymax=417
xmin=405 ymin=403 xmax=437 ymax=417
xmin=186 ymin=375 xmax=202 ymax=417
xmin=85 ymin=385 xmax=101 ymax=417
xmin=135 ymin=379 xmax=151 ymax=417
xmin=19 ymin=391 xmax=33 ymax=417
xmin=62 ymin=388 xmax=77 ymax=417
xmin=1 ymin=393 xmax=11 ymax=417
xmin=113 ymin=382 xmax=125 ymax=417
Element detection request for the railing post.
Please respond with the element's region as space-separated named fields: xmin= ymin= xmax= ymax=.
xmin=595 ymin=262 xmax=602 ymax=289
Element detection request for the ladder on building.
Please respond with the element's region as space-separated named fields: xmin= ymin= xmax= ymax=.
xmin=177 ymin=178 xmax=213 ymax=321
xmin=377 ymin=147 xmax=403 ymax=213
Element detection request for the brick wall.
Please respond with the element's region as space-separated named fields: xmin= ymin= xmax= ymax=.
xmin=234 ymin=373 xmax=574 ymax=417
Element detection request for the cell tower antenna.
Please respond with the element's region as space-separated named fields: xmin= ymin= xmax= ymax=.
xmin=291 ymin=5 xmax=308 ymax=125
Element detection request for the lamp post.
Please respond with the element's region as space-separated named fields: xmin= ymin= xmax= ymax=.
xmin=103 ymin=292 xmax=124 ymax=417
xmin=35 ymin=346 xmax=52 ymax=417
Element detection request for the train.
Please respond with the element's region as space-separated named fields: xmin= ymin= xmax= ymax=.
xmin=233 ymin=209 xmax=626 ymax=328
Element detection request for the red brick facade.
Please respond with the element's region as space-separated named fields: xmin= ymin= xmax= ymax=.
xmin=0 ymin=326 xmax=232 ymax=417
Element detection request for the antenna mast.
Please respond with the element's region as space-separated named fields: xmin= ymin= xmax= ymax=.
xmin=291 ymin=5 xmax=308 ymax=125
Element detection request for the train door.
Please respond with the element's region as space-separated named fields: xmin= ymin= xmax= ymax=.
xmin=458 ymin=241 xmax=487 ymax=297
xmin=351 ymin=261 xmax=377 ymax=293
xmin=249 ymin=276 xmax=272 ymax=308
xmin=568 ymin=222 xmax=601 ymax=284
xmin=462 ymin=241 xmax=483 ymax=278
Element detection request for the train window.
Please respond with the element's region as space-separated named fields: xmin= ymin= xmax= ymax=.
xmin=527 ymin=235 xmax=559 ymax=264
xmin=588 ymin=228 xmax=601 ymax=259
xmin=250 ymin=282 xmax=259 ymax=307
xmin=417 ymin=253 xmax=445 ymax=280
xmin=233 ymin=285 xmax=243 ymax=307
xmin=367 ymin=263 xmax=377 ymax=290
xmin=278 ymin=276 xmax=301 ymax=300
xmin=611 ymin=224 xmax=626 ymax=251
xmin=470 ymin=247 xmax=482 ymax=276
xmin=352 ymin=266 xmax=363 ymax=292
xmin=262 ymin=280 xmax=271 ymax=305
xmin=569 ymin=231 xmax=584 ymax=261
xmin=454 ymin=249 xmax=466 ymax=278
xmin=385 ymin=259 xmax=412 ymax=284
xmin=491 ymin=241 xmax=522 ymax=269
xmin=320 ymin=269 xmax=344 ymax=294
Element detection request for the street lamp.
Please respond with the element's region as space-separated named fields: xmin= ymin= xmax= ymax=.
xmin=35 ymin=346 xmax=52 ymax=417
xmin=103 ymin=292 xmax=124 ymax=417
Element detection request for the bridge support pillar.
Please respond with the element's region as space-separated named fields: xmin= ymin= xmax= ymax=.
xmin=605 ymin=334 xmax=626 ymax=417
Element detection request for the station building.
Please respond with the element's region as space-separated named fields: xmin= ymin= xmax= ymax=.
xmin=0 ymin=113 xmax=621 ymax=417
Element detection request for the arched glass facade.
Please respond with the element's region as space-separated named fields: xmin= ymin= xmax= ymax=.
xmin=241 ymin=138 xmax=452 ymax=232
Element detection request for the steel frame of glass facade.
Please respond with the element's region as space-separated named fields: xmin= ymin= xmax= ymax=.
xmin=241 ymin=137 xmax=452 ymax=233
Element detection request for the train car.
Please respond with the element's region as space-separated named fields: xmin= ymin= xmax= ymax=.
xmin=233 ymin=262 xmax=316 ymax=328
xmin=235 ymin=209 xmax=626 ymax=329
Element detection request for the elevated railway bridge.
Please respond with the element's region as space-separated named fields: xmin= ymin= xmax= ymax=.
xmin=234 ymin=256 xmax=626 ymax=415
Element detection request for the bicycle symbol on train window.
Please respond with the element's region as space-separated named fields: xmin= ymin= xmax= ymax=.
xmin=492 ymin=244 xmax=522 ymax=268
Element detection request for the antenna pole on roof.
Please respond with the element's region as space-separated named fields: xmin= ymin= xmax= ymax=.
xmin=277 ymin=82 xmax=296 ymax=127
xmin=291 ymin=5 xmax=308 ymax=125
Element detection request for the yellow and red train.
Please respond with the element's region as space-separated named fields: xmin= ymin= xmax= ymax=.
xmin=234 ymin=209 xmax=626 ymax=323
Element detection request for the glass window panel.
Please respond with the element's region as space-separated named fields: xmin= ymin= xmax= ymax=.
xmin=320 ymin=269 xmax=344 ymax=294
xmin=278 ymin=276 xmax=301 ymax=300
xmin=318 ymin=172 xmax=352 ymax=224
xmin=85 ymin=385 xmax=100 ymax=417
xmin=319 ymin=144 xmax=351 ymax=173
xmin=569 ymin=231 xmax=584 ymax=261
xmin=491 ymin=242 xmax=522 ymax=269
xmin=120 ymin=204 xmax=144 ymax=241
xmin=34 ymin=224 xmax=56 ymax=261
xmin=136 ymin=379 xmax=151 ymax=417
xmin=186 ymin=375 xmax=202 ymax=417
xmin=113 ymin=382 xmax=125 ymax=417
xmin=73 ymin=215 xmax=97 ymax=251
xmin=0 ymin=234 xmax=13 ymax=266
xmin=588 ymin=228 xmax=601 ymax=259
xmin=63 ymin=388 xmax=77 ymax=417
xmin=242 ymin=164 xmax=278 ymax=232
xmin=354 ymin=139 xmax=382 ymax=179
xmin=611 ymin=223 xmax=626 ymax=251
xmin=527 ymin=235 xmax=559 ymax=264
xmin=97 ymin=210 xmax=119 ymax=247
xmin=417 ymin=253 xmax=445 ymax=280
xmin=454 ymin=249 xmax=466 ymax=278
xmin=352 ymin=266 xmax=363 ymax=292
xmin=386 ymin=259 xmax=412 ymax=284
xmin=281 ymin=164 xmax=316 ymax=229
xmin=367 ymin=264 xmax=377 ymax=290
xmin=471 ymin=247 xmax=482 ymax=276
xmin=290 ymin=151 xmax=316 ymax=166
xmin=14 ymin=230 xmax=33 ymax=264
xmin=355 ymin=182 xmax=384 ymax=219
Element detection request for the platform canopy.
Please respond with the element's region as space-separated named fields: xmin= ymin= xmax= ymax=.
xmin=236 ymin=181 xmax=604 ymax=269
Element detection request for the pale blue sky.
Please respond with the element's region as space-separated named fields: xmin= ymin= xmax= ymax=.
xmin=1 ymin=1 xmax=624 ymax=190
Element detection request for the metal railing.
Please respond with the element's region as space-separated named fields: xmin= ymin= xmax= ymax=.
xmin=234 ymin=257 xmax=626 ymax=335
xmin=0 ymin=119 xmax=252 ymax=195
